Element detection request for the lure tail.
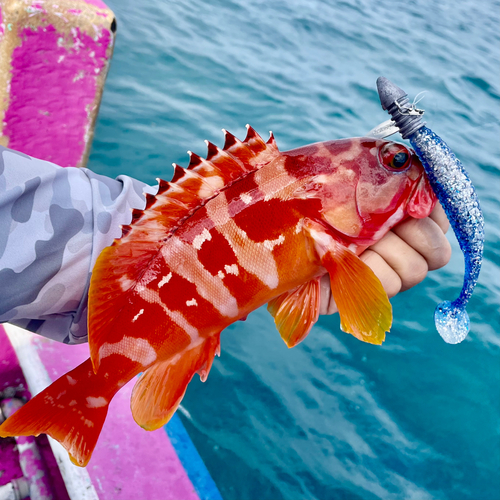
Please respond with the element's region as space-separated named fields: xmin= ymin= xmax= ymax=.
xmin=0 ymin=358 xmax=113 ymax=467
xmin=434 ymin=300 xmax=470 ymax=344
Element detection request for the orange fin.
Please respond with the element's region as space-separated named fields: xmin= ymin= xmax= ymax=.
xmin=89 ymin=128 xmax=279 ymax=371
xmin=131 ymin=334 xmax=221 ymax=431
xmin=267 ymin=278 xmax=321 ymax=348
xmin=0 ymin=358 xmax=112 ymax=467
xmin=304 ymin=220 xmax=391 ymax=344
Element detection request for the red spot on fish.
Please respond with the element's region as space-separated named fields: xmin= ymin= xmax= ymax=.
xmin=195 ymin=229 xmax=238 ymax=277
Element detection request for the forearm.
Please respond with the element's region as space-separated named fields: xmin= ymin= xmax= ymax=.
xmin=0 ymin=146 xmax=156 ymax=344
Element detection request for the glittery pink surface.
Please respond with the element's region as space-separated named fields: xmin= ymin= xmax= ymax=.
xmin=81 ymin=0 xmax=109 ymax=8
xmin=0 ymin=436 xmax=22 ymax=486
xmin=0 ymin=326 xmax=26 ymax=485
xmin=35 ymin=337 xmax=200 ymax=500
xmin=15 ymin=434 xmax=54 ymax=500
xmin=4 ymin=24 xmax=111 ymax=167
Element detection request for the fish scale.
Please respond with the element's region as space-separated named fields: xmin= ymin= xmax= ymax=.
xmin=0 ymin=127 xmax=437 ymax=466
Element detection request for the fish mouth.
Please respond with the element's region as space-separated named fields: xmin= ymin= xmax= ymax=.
xmin=405 ymin=163 xmax=437 ymax=219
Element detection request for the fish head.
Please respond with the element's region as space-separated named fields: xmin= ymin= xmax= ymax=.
xmin=287 ymin=137 xmax=436 ymax=244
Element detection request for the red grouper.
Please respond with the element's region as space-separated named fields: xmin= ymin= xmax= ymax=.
xmin=0 ymin=127 xmax=436 ymax=466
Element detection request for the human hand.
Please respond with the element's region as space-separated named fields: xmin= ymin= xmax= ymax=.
xmin=319 ymin=202 xmax=452 ymax=315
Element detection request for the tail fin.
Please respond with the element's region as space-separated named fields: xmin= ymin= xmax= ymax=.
xmin=0 ymin=358 xmax=110 ymax=467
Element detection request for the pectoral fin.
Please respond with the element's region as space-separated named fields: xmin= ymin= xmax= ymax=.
xmin=267 ymin=278 xmax=321 ymax=348
xmin=304 ymin=220 xmax=391 ymax=344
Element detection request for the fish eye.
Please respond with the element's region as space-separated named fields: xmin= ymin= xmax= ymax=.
xmin=392 ymin=152 xmax=409 ymax=169
xmin=378 ymin=143 xmax=412 ymax=172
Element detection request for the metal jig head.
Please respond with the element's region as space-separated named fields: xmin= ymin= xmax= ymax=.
xmin=367 ymin=78 xmax=426 ymax=139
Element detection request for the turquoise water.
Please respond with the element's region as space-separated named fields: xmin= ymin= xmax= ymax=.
xmin=89 ymin=1 xmax=500 ymax=498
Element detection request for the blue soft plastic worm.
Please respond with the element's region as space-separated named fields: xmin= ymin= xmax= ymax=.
xmin=376 ymin=77 xmax=484 ymax=344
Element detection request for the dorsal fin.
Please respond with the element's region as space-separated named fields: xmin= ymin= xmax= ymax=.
xmin=88 ymin=127 xmax=280 ymax=369
xmin=128 ymin=126 xmax=279 ymax=234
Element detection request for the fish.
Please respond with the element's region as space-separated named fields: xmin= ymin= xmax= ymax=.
xmin=376 ymin=77 xmax=484 ymax=344
xmin=0 ymin=126 xmax=437 ymax=466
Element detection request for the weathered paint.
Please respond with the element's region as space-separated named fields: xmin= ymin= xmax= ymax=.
xmin=10 ymin=429 xmax=55 ymax=500
xmin=0 ymin=0 xmax=115 ymax=167
xmin=0 ymin=326 xmax=24 ymax=487
xmin=81 ymin=0 xmax=109 ymax=9
xmin=5 ymin=24 xmax=111 ymax=167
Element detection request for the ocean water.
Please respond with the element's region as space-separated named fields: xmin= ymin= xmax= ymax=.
xmin=89 ymin=1 xmax=500 ymax=499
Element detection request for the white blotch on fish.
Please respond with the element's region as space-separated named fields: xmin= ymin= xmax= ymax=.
xmin=132 ymin=309 xmax=144 ymax=322
xmin=99 ymin=337 xmax=158 ymax=366
xmin=158 ymin=273 xmax=172 ymax=288
xmin=192 ymin=228 xmax=212 ymax=250
xmin=224 ymin=264 xmax=239 ymax=276
xmin=86 ymin=396 xmax=108 ymax=408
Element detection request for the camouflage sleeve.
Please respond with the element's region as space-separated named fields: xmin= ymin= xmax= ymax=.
xmin=0 ymin=146 xmax=157 ymax=344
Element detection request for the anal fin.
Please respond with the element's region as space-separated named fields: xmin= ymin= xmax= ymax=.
xmin=267 ymin=278 xmax=321 ymax=348
xmin=131 ymin=334 xmax=221 ymax=431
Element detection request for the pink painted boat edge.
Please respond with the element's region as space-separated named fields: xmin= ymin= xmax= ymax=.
xmin=0 ymin=325 xmax=25 ymax=486
xmin=80 ymin=0 xmax=110 ymax=9
xmin=5 ymin=24 xmax=112 ymax=168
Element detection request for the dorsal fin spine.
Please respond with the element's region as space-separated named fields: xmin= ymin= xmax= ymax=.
xmin=171 ymin=164 xmax=185 ymax=183
xmin=222 ymin=129 xmax=239 ymax=150
xmin=187 ymin=150 xmax=202 ymax=169
xmin=131 ymin=208 xmax=143 ymax=222
xmin=145 ymin=193 xmax=156 ymax=210
xmin=157 ymin=179 xmax=170 ymax=194
xmin=206 ymin=140 xmax=247 ymax=172
xmin=205 ymin=140 xmax=219 ymax=161
xmin=174 ymin=165 xmax=217 ymax=197
xmin=187 ymin=150 xmax=222 ymax=176
xmin=244 ymin=124 xmax=265 ymax=145
xmin=121 ymin=224 xmax=132 ymax=237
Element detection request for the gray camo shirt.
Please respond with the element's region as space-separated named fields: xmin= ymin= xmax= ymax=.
xmin=0 ymin=146 xmax=157 ymax=344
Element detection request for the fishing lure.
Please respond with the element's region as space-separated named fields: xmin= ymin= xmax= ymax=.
xmin=374 ymin=77 xmax=484 ymax=344
xmin=0 ymin=126 xmax=437 ymax=466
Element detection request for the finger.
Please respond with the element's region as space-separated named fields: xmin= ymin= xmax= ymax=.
xmin=319 ymin=274 xmax=338 ymax=315
xmin=392 ymin=216 xmax=451 ymax=271
xmin=369 ymin=231 xmax=428 ymax=292
xmin=319 ymin=247 xmax=405 ymax=315
xmin=359 ymin=249 xmax=403 ymax=298
xmin=429 ymin=201 xmax=450 ymax=234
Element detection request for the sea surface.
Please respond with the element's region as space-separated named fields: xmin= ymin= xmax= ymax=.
xmin=89 ymin=1 xmax=500 ymax=498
